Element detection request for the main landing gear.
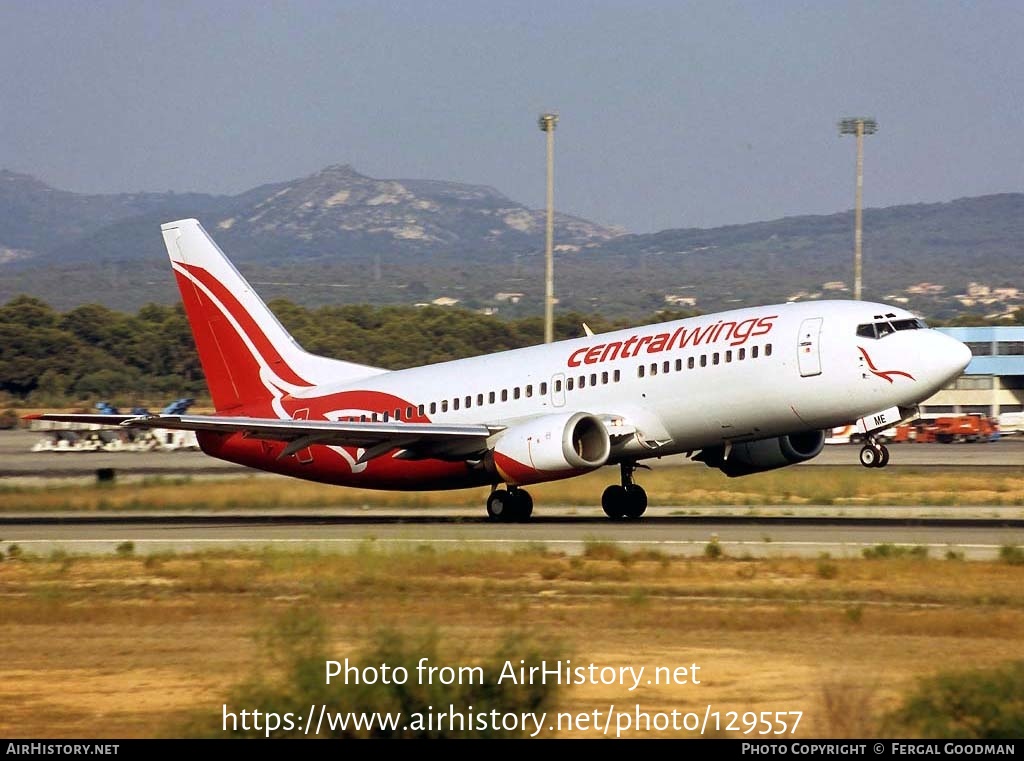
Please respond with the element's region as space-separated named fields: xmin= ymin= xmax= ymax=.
xmin=486 ymin=486 xmax=533 ymax=522
xmin=601 ymin=462 xmax=648 ymax=520
xmin=858 ymin=436 xmax=890 ymax=469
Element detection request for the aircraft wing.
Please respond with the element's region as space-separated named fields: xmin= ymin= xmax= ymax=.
xmin=28 ymin=413 xmax=499 ymax=464
xmin=26 ymin=414 xmax=144 ymax=426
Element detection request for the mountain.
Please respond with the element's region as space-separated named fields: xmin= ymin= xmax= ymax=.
xmin=0 ymin=165 xmax=618 ymax=266
xmin=581 ymin=194 xmax=1024 ymax=318
xmin=0 ymin=169 xmax=227 ymax=264
xmin=0 ymin=165 xmax=1021 ymax=320
xmin=210 ymin=165 xmax=619 ymax=261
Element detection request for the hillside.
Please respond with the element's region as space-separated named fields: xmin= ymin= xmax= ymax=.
xmin=0 ymin=166 xmax=1020 ymax=319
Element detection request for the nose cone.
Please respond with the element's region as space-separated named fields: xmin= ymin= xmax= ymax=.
xmin=940 ymin=334 xmax=972 ymax=382
xmin=951 ymin=337 xmax=972 ymax=375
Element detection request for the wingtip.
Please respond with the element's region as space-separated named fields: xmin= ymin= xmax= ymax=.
xmin=160 ymin=218 xmax=201 ymax=231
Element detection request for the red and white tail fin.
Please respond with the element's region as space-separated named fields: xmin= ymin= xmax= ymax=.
xmin=161 ymin=218 xmax=386 ymax=414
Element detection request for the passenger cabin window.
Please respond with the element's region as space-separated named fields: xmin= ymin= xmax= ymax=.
xmin=501 ymin=389 xmax=508 ymax=402
xmin=514 ymin=387 xmax=521 ymax=400
xmin=540 ymin=382 xmax=548 ymax=395
xmin=765 ymin=343 xmax=773 ymax=357
xmin=613 ymin=370 xmax=621 ymax=382
xmin=441 ymin=401 xmax=449 ymax=412
xmin=489 ymin=391 xmax=496 ymax=404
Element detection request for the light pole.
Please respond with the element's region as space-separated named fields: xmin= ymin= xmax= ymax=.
xmin=838 ymin=117 xmax=877 ymax=301
xmin=539 ymin=113 xmax=558 ymax=343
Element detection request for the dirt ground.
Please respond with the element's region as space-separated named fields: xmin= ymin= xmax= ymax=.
xmin=1 ymin=549 xmax=1022 ymax=739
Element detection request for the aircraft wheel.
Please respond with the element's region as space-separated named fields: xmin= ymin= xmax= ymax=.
xmin=874 ymin=445 xmax=890 ymax=468
xmin=487 ymin=490 xmax=512 ymax=521
xmin=622 ymin=485 xmax=648 ymax=518
xmin=602 ymin=485 xmax=627 ymax=519
xmin=859 ymin=445 xmax=878 ymax=468
xmin=514 ymin=489 xmax=534 ymax=521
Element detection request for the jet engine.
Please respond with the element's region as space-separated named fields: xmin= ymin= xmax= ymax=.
xmin=696 ymin=430 xmax=826 ymax=478
xmin=486 ymin=411 xmax=611 ymax=485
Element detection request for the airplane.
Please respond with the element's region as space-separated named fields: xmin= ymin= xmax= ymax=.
xmin=31 ymin=218 xmax=973 ymax=521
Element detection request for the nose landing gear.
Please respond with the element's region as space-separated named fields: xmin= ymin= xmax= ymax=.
xmin=859 ymin=437 xmax=890 ymax=468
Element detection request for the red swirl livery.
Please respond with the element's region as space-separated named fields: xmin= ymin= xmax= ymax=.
xmin=857 ymin=347 xmax=916 ymax=384
xmin=33 ymin=219 xmax=972 ymax=521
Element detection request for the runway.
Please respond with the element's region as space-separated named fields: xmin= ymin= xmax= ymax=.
xmin=4 ymin=429 xmax=1023 ymax=479
xmin=3 ymin=508 xmax=1023 ymax=560
xmin=5 ymin=430 xmax=1023 ymax=560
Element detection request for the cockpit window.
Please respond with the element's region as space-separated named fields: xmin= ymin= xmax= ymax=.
xmin=856 ymin=318 xmax=928 ymax=339
xmin=892 ymin=318 xmax=927 ymax=331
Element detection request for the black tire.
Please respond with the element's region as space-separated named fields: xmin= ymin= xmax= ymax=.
xmin=515 ymin=490 xmax=534 ymax=521
xmin=859 ymin=445 xmax=877 ymax=468
xmin=875 ymin=445 xmax=890 ymax=468
xmin=622 ymin=485 xmax=648 ymax=518
xmin=602 ymin=484 xmax=627 ymax=519
xmin=487 ymin=490 xmax=511 ymax=521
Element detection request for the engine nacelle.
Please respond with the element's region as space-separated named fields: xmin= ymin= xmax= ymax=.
xmin=698 ymin=430 xmax=826 ymax=478
xmin=486 ymin=411 xmax=611 ymax=486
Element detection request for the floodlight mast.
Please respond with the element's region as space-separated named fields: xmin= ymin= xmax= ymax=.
xmin=838 ymin=117 xmax=877 ymax=301
xmin=539 ymin=113 xmax=558 ymax=344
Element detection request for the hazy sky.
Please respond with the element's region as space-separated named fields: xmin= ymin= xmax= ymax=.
xmin=2 ymin=1 xmax=1022 ymax=232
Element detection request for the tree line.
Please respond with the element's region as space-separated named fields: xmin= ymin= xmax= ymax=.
xmin=2 ymin=294 xmax=1017 ymax=408
xmin=0 ymin=295 xmax=685 ymax=406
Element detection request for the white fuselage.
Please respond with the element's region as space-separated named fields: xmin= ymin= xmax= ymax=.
xmin=290 ymin=299 xmax=970 ymax=463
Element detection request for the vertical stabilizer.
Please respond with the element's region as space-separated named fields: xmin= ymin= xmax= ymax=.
xmin=161 ymin=219 xmax=386 ymax=413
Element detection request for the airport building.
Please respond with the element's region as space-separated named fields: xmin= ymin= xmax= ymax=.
xmin=926 ymin=326 xmax=1024 ymax=417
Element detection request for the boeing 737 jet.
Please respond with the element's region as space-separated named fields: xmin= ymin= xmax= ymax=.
xmin=33 ymin=219 xmax=972 ymax=520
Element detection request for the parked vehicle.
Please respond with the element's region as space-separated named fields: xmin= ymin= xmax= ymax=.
xmin=893 ymin=414 xmax=999 ymax=444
